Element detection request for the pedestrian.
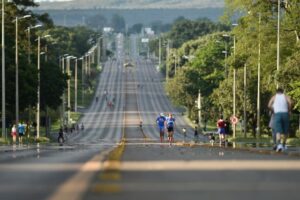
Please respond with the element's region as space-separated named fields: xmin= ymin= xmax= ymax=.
xmin=268 ymin=88 xmax=292 ymax=152
xmin=166 ymin=113 xmax=176 ymax=145
xmin=11 ymin=124 xmax=17 ymax=144
xmin=217 ymin=115 xmax=226 ymax=145
xmin=156 ymin=113 xmax=166 ymax=143
xmin=194 ymin=126 xmax=199 ymax=142
xmin=18 ymin=122 xmax=25 ymax=144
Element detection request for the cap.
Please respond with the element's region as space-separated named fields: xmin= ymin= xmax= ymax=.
xmin=160 ymin=113 xmax=164 ymax=116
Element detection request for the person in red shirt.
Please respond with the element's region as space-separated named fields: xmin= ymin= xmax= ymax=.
xmin=217 ymin=116 xmax=226 ymax=144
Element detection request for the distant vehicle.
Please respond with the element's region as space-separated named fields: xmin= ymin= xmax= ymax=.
xmin=123 ymin=62 xmax=134 ymax=68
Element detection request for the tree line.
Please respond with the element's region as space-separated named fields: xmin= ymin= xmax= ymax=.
xmin=0 ymin=0 xmax=98 ymax=128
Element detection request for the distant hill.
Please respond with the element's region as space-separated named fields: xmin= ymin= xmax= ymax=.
xmin=35 ymin=8 xmax=224 ymax=27
xmin=37 ymin=0 xmax=224 ymax=10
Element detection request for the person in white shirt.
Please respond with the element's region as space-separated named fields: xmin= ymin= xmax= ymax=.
xmin=268 ymin=88 xmax=292 ymax=152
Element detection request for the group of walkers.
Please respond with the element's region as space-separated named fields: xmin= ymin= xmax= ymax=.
xmin=103 ymin=89 xmax=115 ymax=109
xmin=156 ymin=113 xmax=176 ymax=145
xmin=11 ymin=121 xmax=36 ymax=144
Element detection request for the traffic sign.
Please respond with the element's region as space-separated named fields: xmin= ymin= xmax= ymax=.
xmin=230 ymin=116 xmax=239 ymax=125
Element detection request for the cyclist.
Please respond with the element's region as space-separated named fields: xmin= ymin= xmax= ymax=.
xmin=166 ymin=113 xmax=176 ymax=145
xmin=156 ymin=113 xmax=166 ymax=143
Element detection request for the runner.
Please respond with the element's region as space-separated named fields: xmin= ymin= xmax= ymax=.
xmin=156 ymin=113 xmax=166 ymax=143
xmin=217 ymin=116 xmax=226 ymax=145
xmin=166 ymin=113 xmax=176 ymax=145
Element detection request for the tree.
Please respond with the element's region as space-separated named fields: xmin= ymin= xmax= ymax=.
xmin=111 ymin=14 xmax=125 ymax=33
xmin=86 ymin=14 xmax=107 ymax=31
xmin=128 ymin=23 xmax=143 ymax=34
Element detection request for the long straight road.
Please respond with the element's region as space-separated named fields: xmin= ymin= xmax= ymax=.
xmin=0 ymin=34 xmax=300 ymax=200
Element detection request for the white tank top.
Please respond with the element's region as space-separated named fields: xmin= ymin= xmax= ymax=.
xmin=273 ymin=94 xmax=288 ymax=113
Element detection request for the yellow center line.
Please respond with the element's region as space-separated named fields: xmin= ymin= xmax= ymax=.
xmin=47 ymin=149 xmax=111 ymax=200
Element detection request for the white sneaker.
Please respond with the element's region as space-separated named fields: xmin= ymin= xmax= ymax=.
xmin=276 ymin=144 xmax=283 ymax=152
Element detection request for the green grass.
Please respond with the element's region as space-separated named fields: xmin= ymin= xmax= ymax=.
xmin=228 ymin=136 xmax=272 ymax=143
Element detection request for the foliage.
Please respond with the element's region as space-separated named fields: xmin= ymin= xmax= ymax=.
xmin=86 ymin=13 xmax=107 ymax=31
xmin=163 ymin=0 xmax=300 ymax=137
xmin=128 ymin=23 xmax=143 ymax=34
xmin=0 ymin=2 xmax=97 ymax=126
xmin=111 ymin=14 xmax=126 ymax=33
xmin=168 ymin=17 xmax=230 ymax=48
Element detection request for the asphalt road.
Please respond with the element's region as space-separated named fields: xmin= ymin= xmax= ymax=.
xmin=0 ymin=34 xmax=300 ymax=200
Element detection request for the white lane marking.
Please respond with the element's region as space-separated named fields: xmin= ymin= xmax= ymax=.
xmin=47 ymin=149 xmax=111 ymax=200
xmin=0 ymin=164 xmax=82 ymax=172
xmin=102 ymin=160 xmax=300 ymax=171
xmin=115 ymin=181 xmax=300 ymax=192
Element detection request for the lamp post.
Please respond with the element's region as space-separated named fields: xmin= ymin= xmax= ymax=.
xmin=2 ymin=0 xmax=6 ymax=138
xmin=257 ymin=13 xmax=262 ymax=137
xmin=60 ymin=54 xmax=68 ymax=126
xmin=166 ymin=40 xmax=170 ymax=81
xmin=74 ymin=57 xmax=78 ymax=112
xmin=159 ymin=37 xmax=161 ymax=67
xmin=36 ymin=34 xmax=51 ymax=138
xmin=14 ymin=15 xmax=31 ymax=128
xmin=66 ymin=56 xmax=71 ymax=124
xmin=66 ymin=56 xmax=76 ymax=124
xmin=232 ymin=23 xmax=238 ymax=139
xmin=26 ymin=24 xmax=42 ymax=64
xmin=276 ymin=0 xmax=281 ymax=88
xmin=222 ymin=34 xmax=230 ymax=78
xmin=78 ymin=57 xmax=84 ymax=107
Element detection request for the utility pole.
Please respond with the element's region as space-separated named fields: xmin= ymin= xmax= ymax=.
xmin=257 ymin=13 xmax=261 ymax=137
xmin=233 ymin=35 xmax=236 ymax=139
xmin=67 ymin=57 xmax=71 ymax=125
xmin=74 ymin=58 xmax=78 ymax=112
xmin=166 ymin=40 xmax=170 ymax=81
xmin=159 ymin=37 xmax=161 ymax=66
xmin=244 ymin=63 xmax=247 ymax=138
xmin=2 ymin=0 xmax=6 ymax=138
xmin=276 ymin=0 xmax=280 ymax=88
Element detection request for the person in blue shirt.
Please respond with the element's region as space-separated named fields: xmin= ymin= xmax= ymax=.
xmin=166 ymin=113 xmax=176 ymax=145
xmin=156 ymin=113 xmax=166 ymax=143
xmin=18 ymin=122 xmax=25 ymax=144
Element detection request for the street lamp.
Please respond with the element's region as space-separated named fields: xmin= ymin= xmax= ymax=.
xmin=74 ymin=57 xmax=78 ymax=112
xmin=26 ymin=24 xmax=42 ymax=64
xmin=14 ymin=14 xmax=31 ymax=128
xmin=222 ymin=34 xmax=230 ymax=78
xmin=78 ymin=57 xmax=84 ymax=107
xmin=60 ymin=54 xmax=68 ymax=126
xmin=276 ymin=0 xmax=281 ymax=88
xmin=257 ymin=13 xmax=262 ymax=137
xmin=36 ymin=34 xmax=51 ymax=139
xmin=2 ymin=0 xmax=6 ymax=138
xmin=66 ymin=55 xmax=76 ymax=124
